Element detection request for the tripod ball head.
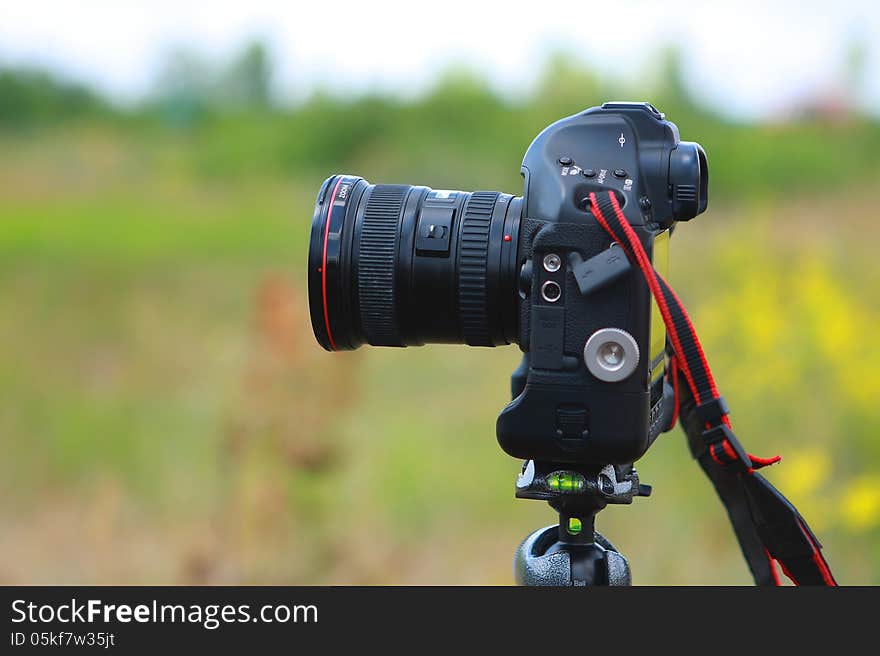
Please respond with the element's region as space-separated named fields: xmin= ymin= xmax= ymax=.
xmin=514 ymin=525 xmax=631 ymax=586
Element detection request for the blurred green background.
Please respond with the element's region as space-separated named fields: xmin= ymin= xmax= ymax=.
xmin=1 ymin=15 xmax=879 ymax=585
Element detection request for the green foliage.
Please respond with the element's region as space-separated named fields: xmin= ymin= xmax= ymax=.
xmin=0 ymin=67 xmax=108 ymax=126
xmin=3 ymin=44 xmax=879 ymax=198
xmin=149 ymin=40 xmax=275 ymax=128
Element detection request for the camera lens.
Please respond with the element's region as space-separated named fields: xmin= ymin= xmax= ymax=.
xmin=308 ymin=175 xmax=521 ymax=351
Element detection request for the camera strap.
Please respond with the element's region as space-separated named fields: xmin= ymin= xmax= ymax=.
xmin=588 ymin=190 xmax=836 ymax=586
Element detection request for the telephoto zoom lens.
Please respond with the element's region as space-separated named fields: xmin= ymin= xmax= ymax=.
xmin=308 ymin=175 xmax=521 ymax=350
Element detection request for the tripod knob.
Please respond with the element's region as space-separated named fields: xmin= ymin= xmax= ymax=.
xmin=514 ymin=525 xmax=631 ymax=586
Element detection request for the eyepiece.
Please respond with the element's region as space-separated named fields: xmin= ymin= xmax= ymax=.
xmin=669 ymin=141 xmax=709 ymax=220
xmin=308 ymin=175 xmax=521 ymax=351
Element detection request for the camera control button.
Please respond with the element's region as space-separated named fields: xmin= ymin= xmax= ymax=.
xmin=613 ymin=169 xmax=628 ymax=179
xmin=583 ymin=169 xmax=597 ymax=178
xmin=425 ymin=224 xmax=446 ymax=238
xmin=584 ymin=328 xmax=640 ymax=382
xmin=558 ymin=156 xmax=573 ymax=166
xmin=416 ymin=205 xmax=454 ymax=255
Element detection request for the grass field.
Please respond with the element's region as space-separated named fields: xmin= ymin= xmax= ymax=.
xmin=1 ymin=114 xmax=878 ymax=585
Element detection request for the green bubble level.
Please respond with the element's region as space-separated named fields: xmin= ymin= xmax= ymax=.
xmin=546 ymin=471 xmax=586 ymax=493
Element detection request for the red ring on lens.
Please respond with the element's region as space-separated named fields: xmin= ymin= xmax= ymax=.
xmin=321 ymin=177 xmax=344 ymax=351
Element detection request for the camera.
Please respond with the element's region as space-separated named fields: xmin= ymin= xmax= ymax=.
xmin=306 ymin=103 xmax=838 ymax=589
xmin=308 ymin=101 xmax=708 ymax=468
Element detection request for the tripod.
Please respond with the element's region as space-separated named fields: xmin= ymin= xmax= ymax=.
xmin=513 ymin=460 xmax=651 ymax=586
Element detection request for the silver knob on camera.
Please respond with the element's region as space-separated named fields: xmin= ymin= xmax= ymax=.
xmin=583 ymin=328 xmax=639 ymax=382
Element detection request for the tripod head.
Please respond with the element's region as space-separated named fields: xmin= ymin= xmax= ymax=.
xmin=512 ymin=460 xmax=651 ymax=586
xmin=514 ymin=525 xmax=630 ymax=586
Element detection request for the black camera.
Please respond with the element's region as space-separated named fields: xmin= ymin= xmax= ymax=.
xmin=306 ymin=102 xmax=840 ymax=588
xmin=308 ymin=102 xmax=707 ymax=467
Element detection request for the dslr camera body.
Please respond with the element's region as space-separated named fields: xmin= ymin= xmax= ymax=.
xmin=500 ymin=101 xmax=707 ymax=468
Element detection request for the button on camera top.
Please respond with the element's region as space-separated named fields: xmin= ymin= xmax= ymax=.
xmin=558 ymin=156 xmax=573 ymax=166
xmin=613 ymin=169 xmax=628 ymax=179
xmin=582 ymin=169 xmax=597 ymax=178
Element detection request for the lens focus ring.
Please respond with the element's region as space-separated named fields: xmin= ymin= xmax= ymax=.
xmin=358 ymin=184 xmax=407 ymax=345
xmin=459 ymin=191 xmax=499 ymax=346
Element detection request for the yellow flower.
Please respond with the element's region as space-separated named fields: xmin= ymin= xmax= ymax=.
xmin=774 ymin=447 xmax=831 ymax=501
xmin=840 ymin=476 xmax=880 ymax=532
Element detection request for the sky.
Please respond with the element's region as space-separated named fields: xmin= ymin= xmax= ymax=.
xmin=0 ymin=0 xmax=878 ymax=119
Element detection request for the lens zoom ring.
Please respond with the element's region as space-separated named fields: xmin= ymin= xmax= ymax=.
xmin=359 ymin=185 xmax=406 ymax=345
xmin=459 ymin=192 xmax=498 ymax=346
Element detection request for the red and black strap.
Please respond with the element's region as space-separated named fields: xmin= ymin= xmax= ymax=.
xmin=587 ymin=190 xmax=836 ymax=586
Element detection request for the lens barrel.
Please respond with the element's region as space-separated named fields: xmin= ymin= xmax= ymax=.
xmin=308 ymin=175 xmax=521 ymax=351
